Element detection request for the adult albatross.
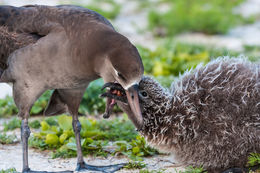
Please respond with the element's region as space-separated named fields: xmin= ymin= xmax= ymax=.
xmin=0 ymin=5 xmax=144 ymax=173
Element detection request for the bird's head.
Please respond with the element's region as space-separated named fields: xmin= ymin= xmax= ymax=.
xmin=101 ymin=39 xmax=144 ymax=128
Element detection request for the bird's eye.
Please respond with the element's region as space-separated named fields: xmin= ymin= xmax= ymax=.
xmin=140 ymin=91 xmax=148 ymax=98
xmin=117 ymin=72 xmax=126 ymax=81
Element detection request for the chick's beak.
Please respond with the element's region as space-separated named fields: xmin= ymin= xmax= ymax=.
xmin=125 ymin=84 xmax=143 ymax=129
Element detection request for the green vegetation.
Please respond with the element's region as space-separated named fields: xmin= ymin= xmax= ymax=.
xmin=138 ymin=42 xmax=241 ymax=87
xmin=0 ymin=168 xmax=17 ymax=173
xmin=148 ymin=0 xmax=254 ymax=36
xmin=78 ymin=0 xmax=121 ymax=20
xmin=2 ymin=117 xmax=21 ymax=131
xmin=248 ymin=153 xmax=260 ymax=167
xmin=27 ymin=114 xmax=157 ymax=160
xmin=0 ymin=91 xmax=51 ymax=117
xmin=176 ymin=166 xmax=205 ymax=173
xmin=0 ymin=133 xmax=17 ymax=144
xmin=79 ymin=79 xmax=108 ymax=115
xmin=29 ymin=120 xmax=41 ymax=129
xmin=30 ymin=91 xmax=51 ymax=115
xmin=139 ymin=43 xmax=210 ymax=77
xmin=124 ymin=161 xmax=146 ymax=169
xmin=114 ymin=135 xmax=158 ymax=161
xmin=0 ymin=96 xmax=18 ymax=117
xmin=139 ymin=169 xmax=166 ymax=173
xmin=80 ymin=79 xmax=120 ymax=115
xmin=243 ymin=45 xmax=260 ymax=61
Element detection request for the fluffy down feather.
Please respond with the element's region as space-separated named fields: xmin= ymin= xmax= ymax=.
xmin=117 ymin=57 xmax=260 ymax=172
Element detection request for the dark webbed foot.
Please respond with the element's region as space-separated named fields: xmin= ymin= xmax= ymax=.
xmin=76 ymin=162 xmax=126 ymax=173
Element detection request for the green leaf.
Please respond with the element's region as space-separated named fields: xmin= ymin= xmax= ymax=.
xmin=45 ymin=134 xmax=59 ymax=145
xmin=247 ymin=153 xmax=260 ymax=167
xmin=66 ymin=142 xmax=77 ymax=151
xmin=40 ymin=121 xmax=50 ymax=131
xmin=132 ymin=147 xmax=140 ymax=154
xmin=59 ymin=133 xmax=68 ymax=144
xmin=58 ymin=115 xmax=72 ymax=131
xmin=79 ymin=118 xmax=93 ymax=130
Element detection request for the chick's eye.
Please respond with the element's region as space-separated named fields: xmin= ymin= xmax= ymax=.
xmin=141 ymin=91 xmax=148 ymax=97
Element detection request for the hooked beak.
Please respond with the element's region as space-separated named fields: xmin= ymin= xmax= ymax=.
xmin=125 ymin=84 xmax=143 ymax=129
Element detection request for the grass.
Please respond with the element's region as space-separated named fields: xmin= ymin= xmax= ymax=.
xmin=114 ymin=135 xmax=158 ymax=161
xmin=139 ymin=169 xmax=166 ymax=173
xmin=0 ymin=168 xmax=17 ymax=173
xmin=0 ymin=91 xmax=51 ymax=118
xmin=243 ymin=45 xmax=260 ymax=61
xmin=2 ymin=117 xmax=21 ymax=131
xmin=248 ymin=153 xmax=260 ymax=167
xmin=2 ymin=118 xmax=41 ymax=132
xmin=124 ymin=161 xmax=146 ymax=169
xmin=174 ymin=166 xmax=205 ymax=173
xmin=0 ymin=96 xmax=18 ymax=117
xmin=29 ymin=120 xmax=41 ymax=129
xmin=0 ymin=133 xmax=17 ymax=144
xmin=148 ymin=0 xmax=254 ymax=36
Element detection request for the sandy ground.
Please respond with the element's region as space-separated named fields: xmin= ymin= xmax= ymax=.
xmin=0 ymin=84 xmax=12 ymax=99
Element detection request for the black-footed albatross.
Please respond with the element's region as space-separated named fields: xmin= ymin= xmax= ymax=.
xmin=0 ymin=5 xmax=144 ymax=173
xmin=102 ymin=57 xmax=260 ymax=173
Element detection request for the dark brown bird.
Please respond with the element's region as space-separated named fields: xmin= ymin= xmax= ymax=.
xmin=0 ymin=5 xmax=144 ymax=173
xmin=103 ymin=57 xmax=260 ymax=173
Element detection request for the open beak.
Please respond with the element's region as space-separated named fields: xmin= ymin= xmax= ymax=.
xmin=125 ymin=84 xmax=143 ymax=129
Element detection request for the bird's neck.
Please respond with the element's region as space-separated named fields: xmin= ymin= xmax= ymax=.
xmin=140 ymin=95 xmax=173 ymax=137
xmin=140 ymin=94 xmax=198 ymax=150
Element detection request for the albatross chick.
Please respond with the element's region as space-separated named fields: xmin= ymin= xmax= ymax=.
xmin=102 ymin=57 xmax=260 ymax=173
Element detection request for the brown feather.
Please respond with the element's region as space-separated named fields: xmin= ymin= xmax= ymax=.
xmin=0 ymin=27 xmax=38 ymax=70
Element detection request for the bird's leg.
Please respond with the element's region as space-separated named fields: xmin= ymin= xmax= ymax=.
xmin=21 ymin=117 xmax=31 ymax=172
xmin=21 ymin=116 xmax=74 ymax=173
xmin=72 ymin=115 xmax=126 ymax=173
xmin=72 ymin=117 xmax=84 ymax=164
